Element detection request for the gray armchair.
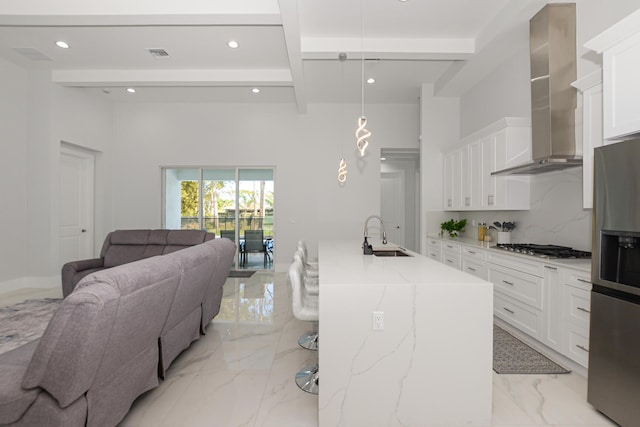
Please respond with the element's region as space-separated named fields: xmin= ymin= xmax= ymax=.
xmin=61 ymin=229 xmax=215 ymax=297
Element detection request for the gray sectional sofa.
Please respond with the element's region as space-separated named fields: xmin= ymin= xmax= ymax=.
xmin=0 ymin=235 xmax=236 ymax=426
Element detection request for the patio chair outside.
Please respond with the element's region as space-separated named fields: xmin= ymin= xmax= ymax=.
xmin=244 ymin=229 xmax=268 ymax=267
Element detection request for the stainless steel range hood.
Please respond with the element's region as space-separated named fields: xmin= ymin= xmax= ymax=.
xmin=493 ymin=3 xmax=580 ymax=176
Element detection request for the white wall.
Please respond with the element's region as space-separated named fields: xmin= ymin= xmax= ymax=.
xmin=0 ymin=57 xmax=29 ymax=283
xmin=0 ymin=64 xmax=113 ymax=288
xmin=420 ymin=84 xmax=461 ymax=252
xmin=110 ymin=101 xmax=419 ymax=270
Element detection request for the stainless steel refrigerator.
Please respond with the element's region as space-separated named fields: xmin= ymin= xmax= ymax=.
xmin=589 ymin=138 xmax=640 ymax=427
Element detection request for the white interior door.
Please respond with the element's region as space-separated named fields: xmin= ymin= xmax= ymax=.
xmin=381 ymin=171 xmax=405 ymax=247
xmin=59 ymin=146 xmax=94 ymax=266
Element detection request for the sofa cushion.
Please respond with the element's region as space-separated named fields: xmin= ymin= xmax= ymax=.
xmin=22 ymin=284 xmax=120 ymax=408
xmin=79 ymin=255 xmax=182 ymax=427
xmin=0 ymin=340 xmax=41 ymax=424
xmin=103 ymin=244 xmax=148 ymax=268
xmin=108 ymin=229 xmax=151 ymax=245
xmin=166 ymin=229 xmax=209 ymax=245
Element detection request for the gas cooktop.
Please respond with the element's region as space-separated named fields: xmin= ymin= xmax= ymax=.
xmin=494 ymin=243 xmax=591 ymax=259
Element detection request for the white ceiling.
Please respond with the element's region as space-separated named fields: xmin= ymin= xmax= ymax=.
xmin=0 ymin=0 xmax=547 ymax=108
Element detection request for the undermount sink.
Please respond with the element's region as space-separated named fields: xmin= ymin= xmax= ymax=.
xmin=372 ymin=249 xmax=412 ymax=257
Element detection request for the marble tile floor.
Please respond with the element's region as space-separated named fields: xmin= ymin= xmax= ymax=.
xmin=119 ymin=271 xmax=616 ymax=427
xmin=1 ymin=272 xmax=617 ymax=427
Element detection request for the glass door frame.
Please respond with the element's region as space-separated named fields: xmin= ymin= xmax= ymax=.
xmin=161 ymin=166 xmax=275 ymax=270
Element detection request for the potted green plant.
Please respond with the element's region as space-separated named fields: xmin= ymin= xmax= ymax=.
xmin=440 ymin=219 xmax=467 ymax=238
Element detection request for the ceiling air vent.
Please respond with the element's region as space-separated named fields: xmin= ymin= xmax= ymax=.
xmin=12 ymin=47 xmax=52 ymax=61
xmin=147 ymin=48 xmax=170 ymax=59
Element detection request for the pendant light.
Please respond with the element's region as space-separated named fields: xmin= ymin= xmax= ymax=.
xmin=355 ymin=0 xmax=371 ymax=157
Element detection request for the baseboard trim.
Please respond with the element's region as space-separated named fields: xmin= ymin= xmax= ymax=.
xmin=0 ymin=276 xmax=60 ymax=292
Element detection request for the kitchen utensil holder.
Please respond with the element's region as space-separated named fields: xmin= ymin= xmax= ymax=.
xmin=497 ymin=232 xmax=511 ymax=244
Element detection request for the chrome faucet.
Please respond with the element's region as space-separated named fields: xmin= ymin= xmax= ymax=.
xmin=363 ymin=215 xmax=387 ymax=254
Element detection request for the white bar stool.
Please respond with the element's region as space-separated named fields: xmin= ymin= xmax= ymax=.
xmin=289 ymin=260 xmax=320 ymax=394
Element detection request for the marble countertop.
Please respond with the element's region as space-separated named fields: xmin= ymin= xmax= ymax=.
xmin=319 ymin=239 xmax=492 ymax=286
xmin=427 ymin=234 xmax=591 ymax=274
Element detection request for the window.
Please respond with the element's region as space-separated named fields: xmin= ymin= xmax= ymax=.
xmin=162 ymin=167 xmax=275 ymax=268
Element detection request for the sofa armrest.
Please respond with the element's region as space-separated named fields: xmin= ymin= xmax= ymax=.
xmin=61 ymin=258 xmax=105 ymax=297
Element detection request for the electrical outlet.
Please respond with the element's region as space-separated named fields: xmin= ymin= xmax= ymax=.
xmin=373 ymin=311 xmax=384 ymax=331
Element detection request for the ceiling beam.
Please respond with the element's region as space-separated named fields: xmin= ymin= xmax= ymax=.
xmin=302 ymin=37 xmax=474 ymax=61
xmin=52 ymin=69 xmax=293 ymax=87
xmin=277 ymin=0 xmax=307 ymax=113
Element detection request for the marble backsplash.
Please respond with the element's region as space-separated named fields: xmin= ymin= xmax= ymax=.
xmin=428 ymin=168 xmax=592 ymax=251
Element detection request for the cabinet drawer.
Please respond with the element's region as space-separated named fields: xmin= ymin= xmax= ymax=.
xmin=462 ymin=246 xmax=486 ymax=261
xmin=489 ymin=264 xmax=543 ymax=310
xmin=494 ymin=293 xmax=543 ymax=340
xmin=427 ymin=238 xmax=441 ymax=247
xmin=563 ymin=284 xmax=591 ymax=328
xmin=565 ymin=270 xmax=592 ymax=291
xmin=565 ymin=325 xmax=590 ymax=368
xmin=462 ymin=258 xmax=488 ymax=280
xmin=487 ymin=251 xmax=544 ymax=277
xmin=427 ymin=247 xmax=442 ymax=262
xmin=443 ymin=251 xmax=461 ymax=270
xmin=442 ymin=242 xmax=461 ymax=252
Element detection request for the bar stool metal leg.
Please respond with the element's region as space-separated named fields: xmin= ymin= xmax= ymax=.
xmin=295 ymin=363 xmax=319 ymax=394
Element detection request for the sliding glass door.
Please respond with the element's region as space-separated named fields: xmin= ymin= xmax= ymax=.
xmin=163 ymin=167 xmax=274 ymax=269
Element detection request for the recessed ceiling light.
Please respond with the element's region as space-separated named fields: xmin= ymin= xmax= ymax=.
xmin=126 ymin=88 xmax=136 ymax=93
xmin=367 ymin=78 xmax=376 ymax=84
xmin=55 ymin=41 xmax=69 ymax=49
xmin=227 ymin=40 xmax=239 ymax=49
xmin=252 ymin=88 xmax=260 ymax=94
xmin=380 ymin=157 xmax=387 ymax=161
xmin=398 ymin=0 xmax=409 ymax=2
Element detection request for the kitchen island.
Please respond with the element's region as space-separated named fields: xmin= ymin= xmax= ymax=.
xmin=318 ymin=240 xmax=493 ymax=427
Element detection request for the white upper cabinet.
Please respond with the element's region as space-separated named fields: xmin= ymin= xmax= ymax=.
xmin=444 ymin=117 xmax=531 ymax=211
xmin=585 ymin=9 xmax=640 ymax=140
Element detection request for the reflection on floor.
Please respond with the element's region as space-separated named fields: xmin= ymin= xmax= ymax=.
xmin=1 ymin=272 xmax=616 ymax=427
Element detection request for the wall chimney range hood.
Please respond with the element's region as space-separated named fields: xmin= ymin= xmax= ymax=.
xmin=493 ymin=3 xmax=580 ymax=176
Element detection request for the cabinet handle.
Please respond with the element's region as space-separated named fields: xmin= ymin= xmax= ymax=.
xmin=467 ymin=267 xmax=476 ymax=271
xmin=577 ymin=278 xmax=591 ymax=284
xmin=502 ymin=280 xmax=514 ymax=286
xmin=468 ymin=250 xmax=476 ymax=254
xmin=544 ymin=265 xmax=557 ymax=270
xmin=576 ymin=344 xmax=589 ymax=353
xmin=446 ymin=259 xmax=453 ymax=263
xmin=577 ymin=307 xmax=591 ymax=314
xmin=447 ymin=199 xmax=452 ymax=207
xmin=465 ymin=197 xmax=470 ymax=206
xmin=446 ymin=245 xmax=454 ymax=249
xmin=503 ymin=307 xmax=514 ymax=314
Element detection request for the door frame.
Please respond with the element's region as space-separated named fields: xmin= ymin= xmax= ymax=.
xmin=59 ymin=143 xmax=95 ymax=266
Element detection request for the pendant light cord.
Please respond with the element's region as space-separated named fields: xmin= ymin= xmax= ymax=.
xmin=360 ymin=0 xmax=365 ymax=117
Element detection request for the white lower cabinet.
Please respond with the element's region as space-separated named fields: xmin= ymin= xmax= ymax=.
xmin=462 ymin=246 xmax=487 ymax=279
xmin=562 ymin=270 xmax=592 ymax=368
xmin=427 ymin=238 xmax=442 ymax=262
xmin=494 ymin=292 xmax=543 ymax=340
xmin=429 ymin=236 xmax=592 ymax=368
xmin=542 ymin=264 xmax=562 ymax=352
xmin=442 ymin=242 xmax=461 ymax=270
